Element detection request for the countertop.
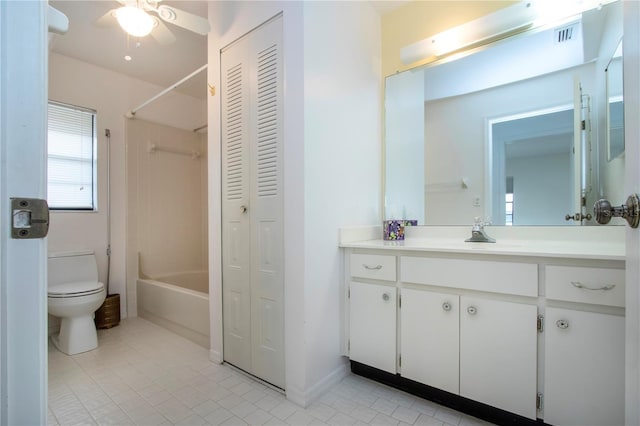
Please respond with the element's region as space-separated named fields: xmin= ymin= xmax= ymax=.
xmin=339 ymin=226 xmax=625 ymax=261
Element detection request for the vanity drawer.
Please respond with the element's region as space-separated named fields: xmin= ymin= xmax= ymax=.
xmin=546 ymin=265 xmax=624 ymax=307
xmin=401 ymin=257 xmax=537 ymax=297
xmin=351 ymin=254 xmax=397 ymax=282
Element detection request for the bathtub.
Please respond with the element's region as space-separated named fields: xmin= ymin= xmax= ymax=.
xmin=137 ymin=271 xmax=209 ymax=348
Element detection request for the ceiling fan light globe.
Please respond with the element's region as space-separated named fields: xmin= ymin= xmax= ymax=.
xmin=115 ymin=6 xmax=154 ymax=37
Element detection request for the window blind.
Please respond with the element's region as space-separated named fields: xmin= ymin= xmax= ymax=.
xmin=47 ymin=102 xmax=97 ymax=210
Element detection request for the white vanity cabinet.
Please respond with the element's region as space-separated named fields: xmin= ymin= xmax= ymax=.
xmin=400 ymin=289 xmax=537 ymax=420
xmin=342 ymin=235 xmax=625 ymax=424
xmin=399 ymin=256 xmax=538 ymax=418
xmin=459 ymin=296 xmax=537 ymax=420
xmin=348 ymin=254 xmax=398 ymax=373
xmin=543 ymin=265 xmax=625 ymax=426
xmin=400 ymin=288 xmax=460 ymax=394
xmin=349 ymin=281 xmax=397 ymax=374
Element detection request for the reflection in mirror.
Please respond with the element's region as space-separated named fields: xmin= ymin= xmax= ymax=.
xmin=607 ymin=41 xmax=623 ymax=160
xmin=384 ymin=0 xmax=624 ymax=226
xmin=490 ymin=108 xmax=574 ymax=226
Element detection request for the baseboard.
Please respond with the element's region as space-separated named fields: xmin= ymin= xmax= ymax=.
xmin=209 ymin=349 xmax=223 ymax=364
xmin=351 ymin=361 xmax=547 ymax=426
xmin=286 ymin=360 xmax=350 ymax=407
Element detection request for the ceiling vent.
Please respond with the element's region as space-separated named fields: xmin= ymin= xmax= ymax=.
xmin=554 ymin=22 xmax=579 ymax=44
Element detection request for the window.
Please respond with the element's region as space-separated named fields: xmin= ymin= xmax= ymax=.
xmin=47 ymin=101 xmax=97 ymax=210
xmin=505 ymin=176 xmax=514 ymax=226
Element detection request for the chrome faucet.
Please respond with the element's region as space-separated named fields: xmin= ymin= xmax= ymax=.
xmin=465 ymin=217 xmax=495 ymax=243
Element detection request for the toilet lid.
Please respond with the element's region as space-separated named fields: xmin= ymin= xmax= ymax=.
xmin=48 ymin=281 xmax=104 ymax=297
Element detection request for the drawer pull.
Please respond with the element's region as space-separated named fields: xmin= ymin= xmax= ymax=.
xmin=571 ymin=281 xmax=616 ymax=291
xmin=467 ymin=306 xmax=477 ymax=315
xmin=556 ymin=319 xmax=569 ymax=329
xmin=382 ymin=293 xmax=390 ymax=302
xmin=363 ymin=264 xmax=383 ymax=270
xmin=442 ymin=302 xmax=451 ymax=311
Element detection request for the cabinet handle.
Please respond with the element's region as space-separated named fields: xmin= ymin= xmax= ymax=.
xmin=240 ymin=205 xmax=248 ymax=213
xmin=382 ymin=293 xmax=390 ymax=302
xmin=442 ymin=302 xmax=451 ymax=311
xmin=363 ymin=264 xmax=383 ymax=270
xmin=571 ymin=281 xmax=616 ymax=291
xmin=467 ymin=306 xmax=477 ymax=315
xmin=556 ymin=319 xmax=569 ymax=329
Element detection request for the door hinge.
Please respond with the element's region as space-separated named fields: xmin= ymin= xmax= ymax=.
xmin=536 ymin=392 xmax=543 ymax=410
xmin=399 ymin=354 xmax=402 ymax=368
xmin=537 ymin=315 xmax=544 ymax=332
xmin=399 ymin=294 xmax=402 ymax=308
xmin=581 ymin=119 xmax=586 ymax=130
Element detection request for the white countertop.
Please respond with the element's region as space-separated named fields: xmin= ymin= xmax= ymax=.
xmin=339 ymin=226 xmax=625 ymax=261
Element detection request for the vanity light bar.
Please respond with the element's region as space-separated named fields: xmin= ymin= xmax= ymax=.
xmin=400 ymin=0 xmax=617 ymax=66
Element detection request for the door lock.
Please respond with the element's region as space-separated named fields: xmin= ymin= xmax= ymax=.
xmin=11 ymin=198 xmax=49 ymax=239
xmin=594 ymin=194 xmax=640 ymax=228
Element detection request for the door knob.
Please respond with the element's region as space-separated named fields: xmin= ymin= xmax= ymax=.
xmin=240 ymin=205 xmax=248 ymax=213
xmin=594 ymin=194 xmax=640 ymax=228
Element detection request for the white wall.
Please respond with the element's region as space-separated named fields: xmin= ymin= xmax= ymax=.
xmin=506 ymin=152 xmax=572 ymax=225
xmin=48 ymin=53 xmax=206 ymax=319
xmin=208 ymin=1 xmax=381 ymax=405
xmin=303 ymin=0 xmax=382 ymax=396
xmin=126 ymin=119 xmax=207 ymax=279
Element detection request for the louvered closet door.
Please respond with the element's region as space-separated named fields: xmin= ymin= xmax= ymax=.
xmin=221 ymin=15 xmax=284 ymax=389
xmin=222 ymin=33 xmax=252 ymax=373
xmin=248 ymin=17 xmax=284 ymax=389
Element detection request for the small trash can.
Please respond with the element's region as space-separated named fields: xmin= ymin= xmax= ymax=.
xmin=95 ymin=293 xmax=120 ymax=329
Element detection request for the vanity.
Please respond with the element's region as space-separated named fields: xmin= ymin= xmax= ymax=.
xmin=340 ymin=226 xmax=625 ymax=425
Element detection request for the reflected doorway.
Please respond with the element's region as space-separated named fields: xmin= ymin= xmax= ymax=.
xmin=490 ymin=107 xmax=576 ymax=225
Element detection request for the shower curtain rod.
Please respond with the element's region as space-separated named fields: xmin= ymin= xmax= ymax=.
xmin=125 ymin=64 xmax=208 ymax=118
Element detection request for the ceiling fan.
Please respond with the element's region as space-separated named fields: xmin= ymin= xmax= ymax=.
xmin=96 ymin=0 xmax=210 ymax=45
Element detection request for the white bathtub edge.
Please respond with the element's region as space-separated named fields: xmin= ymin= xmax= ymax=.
xmin=138 ymin=308 xmax=209 ymax=349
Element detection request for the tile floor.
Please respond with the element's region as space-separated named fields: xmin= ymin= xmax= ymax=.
xmin=48 ymin=317 xmax=492 ymax=426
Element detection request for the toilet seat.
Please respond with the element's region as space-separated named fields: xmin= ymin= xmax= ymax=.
xmin=48 ymin=281 xmax=104 ymax=298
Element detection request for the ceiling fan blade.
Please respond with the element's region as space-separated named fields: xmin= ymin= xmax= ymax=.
xmin=94 ymin=9 xmax=118 ymax=28
xmin=151 ymin=18 xmax=176 ymax=45
xmin=155 ymin=5 xmax=210 ymax=35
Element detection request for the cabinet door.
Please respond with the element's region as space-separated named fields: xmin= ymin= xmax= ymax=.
xmin=460 ymin=296 xmax=537 ymax=420
xmin=349 ymin=282 xmax=397 ymax=373
xmin=401 ymin=288 xmax=459 ymax=394
xmin=544 ymin=307 xmax=624 ymax=426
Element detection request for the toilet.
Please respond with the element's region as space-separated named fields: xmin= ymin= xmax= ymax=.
xmin=48 ymin=251 xmax=106 ymax=355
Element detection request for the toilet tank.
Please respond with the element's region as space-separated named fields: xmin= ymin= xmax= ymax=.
xmin=48 ymin=251 xmax=98 ymax=287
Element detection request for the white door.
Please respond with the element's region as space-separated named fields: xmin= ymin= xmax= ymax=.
xmin=544 ymin=308 xmax=624 ymax=425
xmin=349 ymin=282 xmax=397 ymax=374
xmin=0 ymin=1 xmax=49 ymax=424
xmin=459 ymin=296 xmax=537 ymax=420
xmin=624 ymin=2 xmax=640 ymax=424
xmin=221 ymin=15 xmax=284 ymax=389
xmin=221 ymin=27 xmax=252 ymax=374
xmin=248 ymin=18 xmax=284 ymax=388
xmin=400 ymin=288 xmax=459 ymax=394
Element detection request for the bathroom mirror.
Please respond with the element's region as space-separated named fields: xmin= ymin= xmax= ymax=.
xmin=384 ymin=0 xmax=623 ymax=226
